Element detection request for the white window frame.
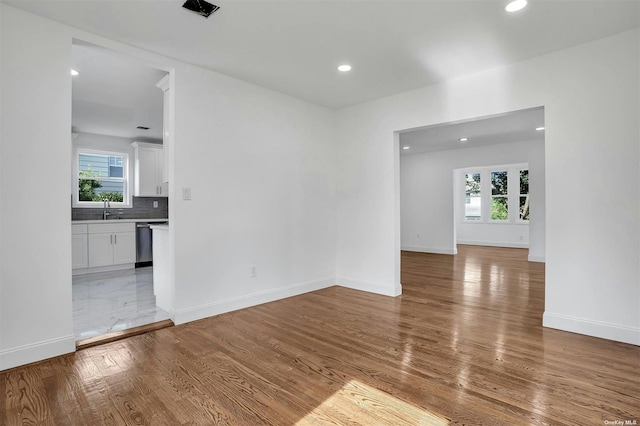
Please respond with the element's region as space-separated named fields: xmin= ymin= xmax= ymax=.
xmin=459 ymin=163 xmax=529 ymax=225
xmin=73 ymin=148 xmax=131 ymax=208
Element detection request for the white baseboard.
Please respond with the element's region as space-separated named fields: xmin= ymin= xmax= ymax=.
xmin=457 ymin=240 xmax=529 ymax=249
xmin=527 ymin=254 xmax=546 ymax=263
xmin=0 ymin=334 xmax=75 ymax=371
xmin=543 ymin=312 xmax=640 ymax=345
xmin=336 ymin=277 xmax=402 ymax=297
xmin=174 ymin=277 xmax=335 ymax=325
xmin=401 ymin=246 xmax=457 ymax=255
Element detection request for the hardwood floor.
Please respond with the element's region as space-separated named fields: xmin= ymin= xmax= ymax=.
xmin=1 ymin=246 xmax=638 ymax=425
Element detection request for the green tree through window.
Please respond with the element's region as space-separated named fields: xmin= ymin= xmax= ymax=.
xmin=519 ymin=170 xmax=530 ymax=220
xmin=77 ymin=152 xmax=126 ymax=203
xmin=491 ymin=170 xmax=508 ymax=220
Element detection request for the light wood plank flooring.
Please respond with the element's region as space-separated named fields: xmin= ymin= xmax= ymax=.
xmin=1 ymin=246 xmax=638 ymax=425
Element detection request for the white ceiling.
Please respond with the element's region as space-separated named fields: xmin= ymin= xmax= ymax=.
xmin=399 ymin=107 xmax=544 ymax=155
xmin=6 ymin=0 xmax=639 ymax=110
xmin=72 ymin=42 xmax=167 ymax=141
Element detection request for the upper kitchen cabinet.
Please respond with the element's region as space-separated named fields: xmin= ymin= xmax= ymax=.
xmin=132 ymin=142 xmax=167 ymax=197
xmin=156 ymin=75 xmax=171 ymax=186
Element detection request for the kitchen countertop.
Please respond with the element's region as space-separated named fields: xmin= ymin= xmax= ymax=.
xmin=149 ymin=224 xmax=170 ymax=231
xmin=72 ymin=218 xmax=169 ymax=224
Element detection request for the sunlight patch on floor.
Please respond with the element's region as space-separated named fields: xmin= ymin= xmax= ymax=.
xmin=296 ymin=380 xmax=450 ymax=425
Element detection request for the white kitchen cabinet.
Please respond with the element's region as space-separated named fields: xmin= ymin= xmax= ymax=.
xmin=156 ymin=74 xmax=171 ymax=184
xmin=88 ymin=233 xmax=114 ymax=267
xmin=72 ymin=224 xmax=88 ymax=269
xmin=112 ymin=231 xmax=136 ymax=264
xmin=87 ymin=223 xmax=136 ymax=268
xmin=132 ymin=142 xmax=167 ymax=197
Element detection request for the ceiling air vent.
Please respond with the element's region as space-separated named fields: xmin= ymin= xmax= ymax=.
xmin=182 ymin=0 xmax=220 ymax=18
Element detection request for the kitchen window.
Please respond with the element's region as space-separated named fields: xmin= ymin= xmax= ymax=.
xmin=75 ymin=149 xmax=130 ymax=207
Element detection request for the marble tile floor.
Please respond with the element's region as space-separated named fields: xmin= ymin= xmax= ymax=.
xmin=73 ymin=267 xmax=172 ymax=341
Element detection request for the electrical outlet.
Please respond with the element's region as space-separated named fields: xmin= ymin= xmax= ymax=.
xmin=250 ymin=265 xmax=257 ymax=277
xmin=153 ymin=201 xmax=158 ymax=208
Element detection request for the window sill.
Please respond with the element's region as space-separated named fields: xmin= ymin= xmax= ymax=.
xmin=73 ymin=203 xmax=133 ymax=209
xmin=461 ymin=220 xmax=529 ymax=225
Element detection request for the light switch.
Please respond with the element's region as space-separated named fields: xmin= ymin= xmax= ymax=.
xmin=182 ymin=187 xmax=192 ymax=200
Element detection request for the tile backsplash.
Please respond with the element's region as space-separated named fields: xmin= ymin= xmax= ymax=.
xmin=72 ymin=197 xmax=169 ymax=221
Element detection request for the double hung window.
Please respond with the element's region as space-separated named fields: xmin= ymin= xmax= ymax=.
xmin=519 ymin=169 xmax=530 ymax=221
xmin=75 ymin=149 xmax=130 ymax=206
xmin=490 ymin=170 xmax=508 ymax=221
xmin=464 ymin=173 xmax=482 ymax=221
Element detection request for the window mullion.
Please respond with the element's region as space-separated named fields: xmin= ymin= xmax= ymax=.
xmin=508 ymin=167 xmax=516 ymax=222
xmin=482 ymin=169 xmax=490 ymax=223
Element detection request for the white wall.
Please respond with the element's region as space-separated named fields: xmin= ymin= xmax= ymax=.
xmin=170 ymin=63 xmax=337 ymax=323
xmin=0 ymin=5 xmax=337 ymax=370
xmin=336 ymin=29 xmax=639 ymax=345
xmin=0 ymin=7 xmax=75 ymax=369
xmin=400 ymin=140 xmax=545 ymax=258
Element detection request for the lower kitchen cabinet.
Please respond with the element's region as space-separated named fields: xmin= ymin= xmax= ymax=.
xmin=112 ymin=232 xmax=136 ymax=264
xmin=86 ymin=223 xmax=136 ymax=269
xmin=72 ymin=224 xmax=88 ymax=269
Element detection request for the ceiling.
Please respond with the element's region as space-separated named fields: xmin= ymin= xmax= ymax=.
xmin=399 ymin=107 xmax=544 ymax=155
xmin=5 ymin=0 xmax=639 ymax=110
xmin=72 ymin=42 xmax=167 ymax=141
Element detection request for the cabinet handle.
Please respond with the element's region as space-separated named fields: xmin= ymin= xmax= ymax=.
xmin=114 ymin=234 xmax=117 ymax=244
xmin=160 ymin=186 xmax=162 ymax=195
xmin=110 ymin=235 xmax=113 ymax=244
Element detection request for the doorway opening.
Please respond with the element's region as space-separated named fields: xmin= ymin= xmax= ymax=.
xmin=398 ymin=107 xmax=546 ymax=262
xmin=70 ymin=40 xmax=173 ymax=347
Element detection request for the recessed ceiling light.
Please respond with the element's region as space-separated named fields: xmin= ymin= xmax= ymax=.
xmin=338 ymin=65 xmax=352 ymax=72
xmin=505 ymin=0 xmax=527 ymax=12
xmin=459 ymin=137 xmax=469 ymax=142
xmin=535 ymin=126 xmax=545 ymax=131
xmin=70 ymin=69 xmax=79 ymax=76
xmin=402 ymin=146 xmax=410 ymax=150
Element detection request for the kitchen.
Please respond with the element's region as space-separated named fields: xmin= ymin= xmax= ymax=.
xmin=70 ymin=41 xmax=172 ymax=346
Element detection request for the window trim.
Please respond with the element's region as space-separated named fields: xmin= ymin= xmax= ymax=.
xmin=73 ymin=148 xmax=131 ymax=208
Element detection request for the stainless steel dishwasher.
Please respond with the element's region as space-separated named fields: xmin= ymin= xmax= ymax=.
xmin=136 ymin=223 xmax=153 ymax=267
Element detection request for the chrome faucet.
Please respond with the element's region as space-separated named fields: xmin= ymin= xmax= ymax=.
xmin=103 ymin=199 xmax=111 ymax=220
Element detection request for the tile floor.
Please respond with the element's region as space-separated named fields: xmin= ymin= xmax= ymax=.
xmin=72 ymin=267 xmax=172 ymax=341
